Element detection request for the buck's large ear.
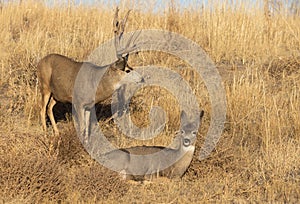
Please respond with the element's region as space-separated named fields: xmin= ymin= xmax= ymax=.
xmin=111 ymin=59 xmax=124 ymax=70
xmin=124 ymin=53 xmax=129 ymax=62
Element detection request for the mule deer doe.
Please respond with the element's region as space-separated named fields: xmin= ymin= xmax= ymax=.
xmin=101 ymin=110 xmax=204 ymax=181
xmin=37 ymin=8 xmax=143 ymax=139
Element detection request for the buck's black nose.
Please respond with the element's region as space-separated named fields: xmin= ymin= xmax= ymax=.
xmin=141 ymin=78 xmax=145 ymax=83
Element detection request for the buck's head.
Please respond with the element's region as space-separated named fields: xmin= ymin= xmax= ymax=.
xmin=110 ymin=53 xmax=144 ymax=85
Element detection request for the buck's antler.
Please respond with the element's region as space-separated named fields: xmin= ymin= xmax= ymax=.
xmin=113 ymin=7 xmax=139 ymax=59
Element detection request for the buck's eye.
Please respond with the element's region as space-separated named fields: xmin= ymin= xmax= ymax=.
xmin=192 ymin=131 xmax=197 ymax=135
xmin=125 ymin=69 xmax=131 ymax=73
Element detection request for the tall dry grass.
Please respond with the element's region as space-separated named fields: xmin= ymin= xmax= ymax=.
xmin=0 ymin=0 xmax=299 ymax=202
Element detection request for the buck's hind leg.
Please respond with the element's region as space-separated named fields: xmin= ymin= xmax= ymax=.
xmin=40 ymin=92 xmax=51 ymax=132
xmin=47 ymin=96 xmax=59 ymax=135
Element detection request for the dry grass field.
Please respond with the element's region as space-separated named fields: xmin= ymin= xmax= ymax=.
xmin=0 ymin=0 xmax=300 ymax=203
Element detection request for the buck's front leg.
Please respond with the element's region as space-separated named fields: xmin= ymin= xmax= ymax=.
xmin=84 ymin=109 xmax=91 ymax=143
xmin=74 ymin=105 xmax=88 ymax=143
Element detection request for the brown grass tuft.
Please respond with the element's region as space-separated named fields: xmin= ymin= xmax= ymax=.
xmin=0 ymin=153 xmax=66 ymax=203
xmin=266 ymin=56 xmax=300 ymax=79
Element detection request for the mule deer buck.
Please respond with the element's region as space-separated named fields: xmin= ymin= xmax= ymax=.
xmin=101 ymin=110 xmax=204 ymax=181
xmin=37 ymin=8 xmax=143 ymax=139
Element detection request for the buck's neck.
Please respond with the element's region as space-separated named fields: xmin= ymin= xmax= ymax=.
xmin=94 ymin=65 xmax=124 ymax=101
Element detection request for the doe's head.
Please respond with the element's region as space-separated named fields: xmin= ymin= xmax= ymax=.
xmin=172 ymin=110 xmax=205 ymax=149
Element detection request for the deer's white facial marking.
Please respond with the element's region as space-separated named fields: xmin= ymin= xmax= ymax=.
xmin=183 ymin=138 xmax=191 ymax=147
xmin=114 ymin=82 xmax=122 ymax=90
xmin=182 ymin=137 xmax=195 ymax=152
xmin=122 ymin=70 xmax=144 ymax=84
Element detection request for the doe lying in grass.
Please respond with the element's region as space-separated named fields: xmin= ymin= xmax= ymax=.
xmin=101 ymin=110 xmax=204 ymax=181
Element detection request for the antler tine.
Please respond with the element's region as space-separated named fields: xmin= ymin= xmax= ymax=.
xmin=114 ymin=8 xmax=132 ymax=59
xmin=116 ymin=30 xmax=142 ymax=56
xmin=113 ymin=6 xmax=120 ymax=34
xmin=114 ymin=7 xmax=120 ymax=58
xmin=119 ymin=10 xmax=131 ymax=39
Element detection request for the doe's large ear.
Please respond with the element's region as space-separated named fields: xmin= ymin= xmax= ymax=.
xmin=199 ymin=110 xmax=204 ymax=120
xmin=181 ymin=110 xmax=204 ymax=123
xmin=180 ymin=110 xmax=189 ymax=123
